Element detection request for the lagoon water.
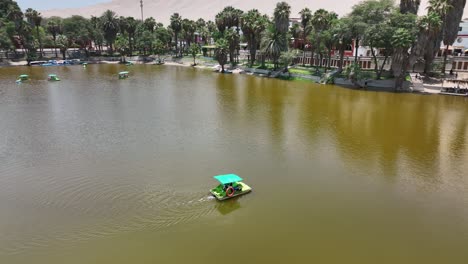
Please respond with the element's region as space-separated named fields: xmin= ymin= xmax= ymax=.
xmin=0 ymin=64 xmax=467 ymax=263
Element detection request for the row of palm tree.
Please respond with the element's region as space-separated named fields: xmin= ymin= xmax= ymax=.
xmin=1 ymin=0 xmax=466 ymax=87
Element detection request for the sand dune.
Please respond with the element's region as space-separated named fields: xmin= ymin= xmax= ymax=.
xmin=40 ymin=0 xmax=458 ymax=23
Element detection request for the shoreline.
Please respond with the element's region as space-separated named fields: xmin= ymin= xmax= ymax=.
xmin=1 ymin=57 xmax=462 ymax=96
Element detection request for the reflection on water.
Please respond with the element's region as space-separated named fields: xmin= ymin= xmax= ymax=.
xmin=215 ymin=197 xmax=242 ymax=216
xmin=0 ymin=65 xmax=467 ymax=263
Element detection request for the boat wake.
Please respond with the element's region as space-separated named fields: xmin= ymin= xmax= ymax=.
xmin=0 ymin=183 xmax=218 ymax=256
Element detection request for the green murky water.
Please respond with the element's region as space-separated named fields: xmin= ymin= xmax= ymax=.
xmin=0 ymin=64 xmax=467 ymax=263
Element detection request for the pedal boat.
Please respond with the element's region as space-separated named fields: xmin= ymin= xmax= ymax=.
xmin=47 ymin=74 xmax=60 ymax=81
xmin=118 ymin=71 xmax=129 ymax=79
xmin=210 ymin=174 xmax=252 ymax=201
xmin=16 ymin=74 xmax=29 ymax=83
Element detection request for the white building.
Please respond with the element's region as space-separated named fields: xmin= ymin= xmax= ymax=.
xmin=441 ymin=19 xmax=468 ymax=56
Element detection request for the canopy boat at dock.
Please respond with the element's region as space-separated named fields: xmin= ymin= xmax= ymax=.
xmin=210 ymin=174 xmax=252 ymax=201
xmin=47 ymin=74 xmax=60 ymax=81
xmin=440 ymin=79 xmax=468 ymax=96
xmin=440 ymin=87 xmax=468 ymax=96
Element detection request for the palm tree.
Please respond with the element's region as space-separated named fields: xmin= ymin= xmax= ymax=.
xmin=311 ymin=9 xmax=337 ymax=68
xmin=420 ymin=12 xmax=443 ymax=37
xmin=195 ymin=19 xmax=207 ymax=44
xmin=215 ymin=38 xmax=229 ymax=72
xmin=196 ymin=18 xmax=206 ymax=28
xmin=182 ymin=19 xmax=196 ymax=51
xmin=290 ymin=24 xmax=301 ymax=40
xmin=215 ymin=6 xmax=243 ymax=34
xmin=419 ymin=12 xmax=443 ymax=73
xmin=143 ymin=17 xmax=156 ymax=33
xmin=321 ymin=23 xmax=340 ymax=71
xmin=115 ymin=34 xmax=129 ymax=62
xmin=441 ymin=0 xmax=467 ymax=71
xmin=207 ymin=20 xmax=217 ymax=33
xmin=46 ymin=17 xmax=62 ymax=58
xmin=4 ymin=1 xmax=23 ymax=23
xmin=90 ymin=16 xmax=104 ymax=53
xmin=215 ymin=7 xmax=243 ymax=64
xmin=170 ymin=13 xmax=182 ymax=56
xmin=125 ymin=17 xmax=138 ymax=56
xmin=261 ymin=25 xmax=287 ymax=69
xmin=25 ymin=8 xmax=43 ymax=57
xmin=119 ymin=16 xmax=128 ymax=34
xmin=299 ymin=8 xmax=312 ymax=65
xmin=333 ymin=18 xmax=352 ymax=72
xmin=400 ymin=0 xmax=421 ymax=13
xmin=215 ymin=11 xmax=227 ymax=33
xmin=24 ymin=8 xmax=34 ymax=26
xmin=427 ymin=0 xmax=452 ymax=73
xmin=273 ymin=2 xmax=291 ymax=35
xmin=196 ymin=18 xmax=206 ymax=31
xmin=225 ymin=28 xmax=240 ymax=65
xmin=241 ymin=9 xmax=269 ymax=67
xmin=100 ymin=10 xmax=119 ymax=54
xmin=57 ymin=34 xmax=69 ymax=60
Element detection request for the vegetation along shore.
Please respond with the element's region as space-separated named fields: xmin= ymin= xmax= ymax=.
xmin=1 ymin=0 xmax=467 ymax=92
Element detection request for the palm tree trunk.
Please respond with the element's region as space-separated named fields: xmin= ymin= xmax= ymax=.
xmin=338 ymin=44 xmax=345 ymax=72
xmin=261 ymin=53 xmax=266 ymax=68
xmin=54 ymin=37 xmax=58 ymax=58
xmin=36 ymin=26 xmax=42 ymax=58
xmin=128 ymin=35 xmax=133 ymax=56
xmin=309 ymin=48 xmax=315 ymax=67
xmin=302 ymin=32 xmax=307 ymax=66
xmin=302 ymin=49 xmax=307 ymax=66
xmin=370 ymin=45 xmax=379 ymax=79
xmin=174 ymin=33 xmax=178 ymax=56
xmin=354 ymin=38 xmax=359 ymax=63
xmin=249 ymin=41 xmax=257 ymax=67
xmin=377 ymin=55 xmax=388 ymax=80
xmin=442 ymin=44 xmax=449 ymax=74
xmin=315 ymin=38 xmax=320 ymax=71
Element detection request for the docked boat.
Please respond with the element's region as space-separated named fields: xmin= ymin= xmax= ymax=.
xmin=47 ymin=74 xmax=60 ymax=81
xmin=440 ymin=87 xmax=468 ymax=97
xmin=210 ymin=174 xmax=252 ymax=201
xmin=41 ymin=60 xmax=58 ymax=66
xmin=30 ymin=61 xmax=47 ymax=66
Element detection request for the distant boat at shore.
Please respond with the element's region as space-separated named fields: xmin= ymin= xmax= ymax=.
xmin=440 ymin=87 xmax=468 ymax=97
xmin=30 ymin=60 xmax=81 ymax=66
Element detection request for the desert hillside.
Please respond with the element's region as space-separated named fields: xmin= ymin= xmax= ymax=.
xmin=40 ymin=0 xmax=450 ymax=23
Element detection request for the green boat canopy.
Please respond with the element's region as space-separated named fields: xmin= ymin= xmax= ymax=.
xmin=119 ymin=71 xmax=129 ymax=75
xmin=19 ymin=74 xmax=29 ymax=77
xmin=214 ymin=174 xmax=243 ymax=185
xmin=48 ymin=74 xmax=57 ymax=77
